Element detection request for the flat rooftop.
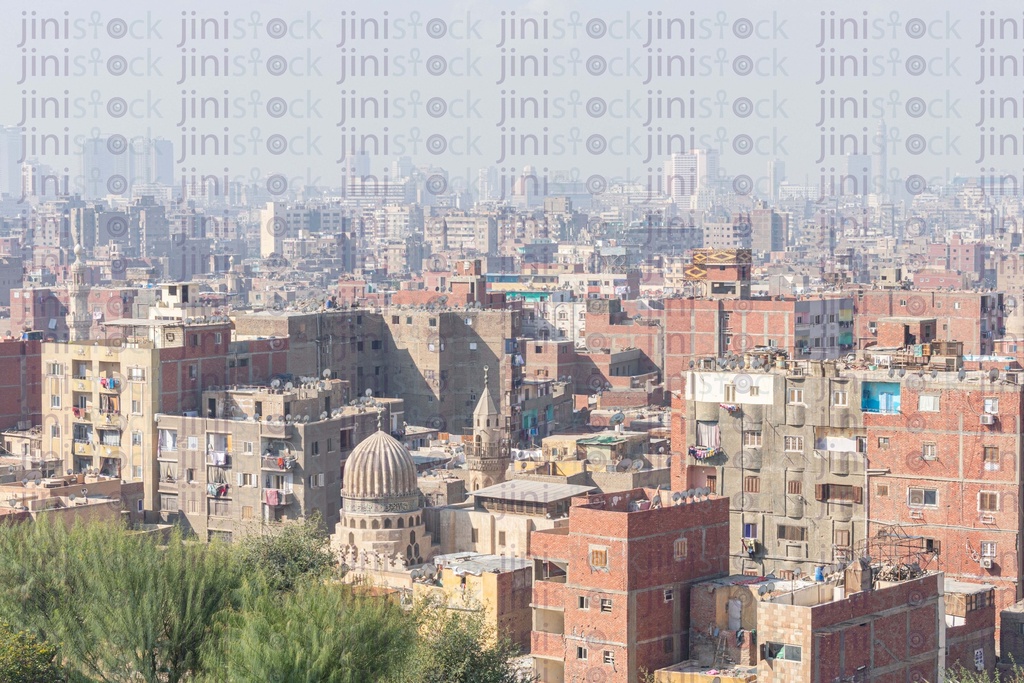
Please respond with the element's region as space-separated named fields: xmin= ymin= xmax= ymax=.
xmin=432 ymin=552 xmax=531 ymax=576
xmin=471 ymin=480 xmax=595 ymax=503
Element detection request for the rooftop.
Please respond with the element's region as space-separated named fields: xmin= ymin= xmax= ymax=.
xmin=470 ymin=480 xmax=595 ymax=503
xmin=431 ymin=552 xmax=531 ymax=576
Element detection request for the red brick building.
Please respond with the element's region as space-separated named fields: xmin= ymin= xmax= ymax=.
xmin=0 ymin=338 xmax=41 ymax=431
xmin=865 ymin=372 xmax=1023 ymax=620
xmin=530 ymin=488 xmax=729 ymax=683
xmin=851 ymin=289 xmax=1004 ymax=355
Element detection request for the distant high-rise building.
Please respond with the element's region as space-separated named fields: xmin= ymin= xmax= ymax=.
xmin=130 ymin=138 xmax=174 ymax=187
xmin=0 ymin=126 xmax=21 ymax=198
xmin=694 ymin=148 xmax=719 ymax=195
xmin=844 ymin=154 xmax=872 ymax=196
xmin=663 ymin=153 xmax=696 ymax=199
xmin=80 ymin=136 xmax=130 ymax=199
xmin=768 ymin=159 xmax=786 ymax=202
xmin=873 ymin=120 xmax=888 ymax=195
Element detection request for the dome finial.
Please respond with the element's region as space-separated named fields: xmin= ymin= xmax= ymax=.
xmin=376 ymin=405 xmax=383 ymax=431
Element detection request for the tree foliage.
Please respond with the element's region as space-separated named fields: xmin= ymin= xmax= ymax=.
xmin=236 ymin=512 xmax=336 ymax=592
xmin=0 ymin=620 xmax=64 ymax=683
xmin=393 ymin=600 xmax=535 ymax=683
xmin=0 ymin=518 xmax=533 ymax=683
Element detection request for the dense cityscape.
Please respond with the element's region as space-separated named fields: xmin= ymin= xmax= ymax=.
xmin=4 ymin=2 xmax=1024 ymax=683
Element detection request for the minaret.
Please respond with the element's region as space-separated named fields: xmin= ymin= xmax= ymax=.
xmin=466 ymin=366 xmax=510 ymax=491
xmin=67 ymin=242 xmax=92 ymax=342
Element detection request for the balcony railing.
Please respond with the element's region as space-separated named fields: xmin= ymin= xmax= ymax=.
xmin=263 ymin=489 xmax=293 ymax=506
xmin=207 ymin=451 xmax=230 ymax=467
xmin=261 ymin=455 xmax=297 ymax=471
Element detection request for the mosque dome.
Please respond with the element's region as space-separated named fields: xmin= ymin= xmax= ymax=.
xmin=342 ymin=429 xmax=419 ymax=509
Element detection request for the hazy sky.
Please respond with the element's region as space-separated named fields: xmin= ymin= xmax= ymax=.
xmin=4 ymin=0 xmax=1018 ymax=195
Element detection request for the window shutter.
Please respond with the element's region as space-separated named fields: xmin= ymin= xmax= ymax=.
xmin=853 ymin=486 xmax=863 ymax=504
xmin=815 ymin=484 xmax=826 ymax=501
xmin=236 ymin=473 xmax=242 ymax=485
xmin=933 ymin=540 xmax=942 ymax=553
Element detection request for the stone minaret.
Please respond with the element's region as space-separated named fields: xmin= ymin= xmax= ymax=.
xmin=465 ymin=366 xmax=510 ymax=492
xmin=67 ymin=243 xmax=92 ymax=342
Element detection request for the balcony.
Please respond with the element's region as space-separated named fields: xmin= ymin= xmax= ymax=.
xmin=787 ymin=404 xmax=806 ymax=426
xmin=263 ymin=489 xmax=293 ymax=506
xmin=532 ymin=578 xmax=566 ymax=610
xmin=207 ymin=451 xmax=230 ymax=468
xmin=71 ymin=409 xmax=92 ymax=422
xmin=261 ymin=455 xmax=297 ymax=471
xmin=260 ymin=421 xmax=291 ymax=439
xmin=73 ymin=441 xmax=94 ymax=456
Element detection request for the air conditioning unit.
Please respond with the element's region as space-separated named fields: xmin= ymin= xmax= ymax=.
xmin=980 ymin=414 xmax=996 ymax=425
xmin=980 ymin=557 xmax=993 ymax=569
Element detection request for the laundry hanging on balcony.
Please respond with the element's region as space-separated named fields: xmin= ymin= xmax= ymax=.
xmin=264 ymin=489 xmax=280 ymax=506
xmin=688 ymin=445 xmax=721 ymax=461
xmin=719 ymin=404 xmax=739 ymax=414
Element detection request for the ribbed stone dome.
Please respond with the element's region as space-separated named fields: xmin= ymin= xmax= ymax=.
xmin=343 ymin=430 xmax=419 ymax=502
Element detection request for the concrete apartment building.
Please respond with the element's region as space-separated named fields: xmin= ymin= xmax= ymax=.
xmin=154 ymin=380 xmax=401 ymax=541
xmin=233 ymin=305 xmax=523 ymax=439
xmin=673 ymin=350 xmax=1024 ymax=620
xmin=529 ymin=487 xmax=729 ymax=683
xmin=674 ymin=359 xmax=868 ymax=582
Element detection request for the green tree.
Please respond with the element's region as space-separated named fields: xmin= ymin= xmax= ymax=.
xmin=947 ymin=660 xmax=1024 ymax=683
xmin=0 ymin=620 xmax=64 ymax=683
xmin=0 ymin=518 xmax=242 ymax=683
xmin=208 ymin=581 xmax=416 ymax=683
xmin=395 ymin=602 xmax=535 ymax=683
xmin=237 ymin=513 xmax=336 ymax=592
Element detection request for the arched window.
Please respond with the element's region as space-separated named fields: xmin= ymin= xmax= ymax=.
xmin=410 ymin=530 xmax=416 ymax=544
xmin=397 ymin=518 xmax=405 ymax=528
xmin=348 ymin=532 xmax=354 ymax=545
xmin=384 ymin=519 xmax=392 ymax=529
xmin=372 ymin=520 xmax=380 ymax=530
xmin=360 ymin=519 xmax=367 ymax=529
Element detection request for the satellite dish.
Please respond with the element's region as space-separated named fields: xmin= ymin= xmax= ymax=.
xmin=684 ymin=489 xmax=694 ymax=498
xmin=284 ymin=382 xmax=294 ymax=391
xmin=69 ymin=494 xmax=76 ymax=502
xmin=931 ymin=369 xmax=938 ymax=379
xmin=631 ymin=460 xmax=643 ymax=471
xmin=672 ymin=492 xmax=683 ymax=502
xmin=271 ymin=379 xmax=281 ymax=388
xmin=320 ymin=412 xmax=328 ymax=420
xmin=285 ymin=414 xmax=293 ymax=422
xmin=700 ymin=487 xmax=711 ymax=496
xmin=618 ymin=458 xmax=632 ymax=472
xmin=610 ymin=412 xmax=625 ymax=426
xmin=898 ymin=368 xmax=906 ymax=378
xmin=958 ymin=369 xmax=966 ymax=381
xmin=365 ymin=388 xmax=373 ymax=397
xmin=323 ymin=369 xmax=332 ymax=378
xmin=752 ymin=357 xmax=762 ymax=369
xmin=990 ymin=368 xmax=999 ymax=382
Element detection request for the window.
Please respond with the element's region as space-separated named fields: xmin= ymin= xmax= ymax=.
xmin=392 ymin=316 xmax=400 ymax=324
xmin=469 ymin=342 xmax=478 ymax=350
xmin=877 ymin=437 xmax=890 ymax=449
xmin=981 ymin=541 xmax=997 ymax=558
xmin=663 ymin=638 xmax=674 ymax=654
xmin=663 ymin=589 xmax=674 ymax=602
xmin=371 ymin=340 xmax=382 ymax=350
xmin=188 ymin=365 xmax=197 ymax=380
xmin=471 ymin=528 xmax=479 ymax=543
xmin=603 ymin=651 xmax=615 ymax=665
xmin=979 ymin=491 xmax=999 ymax=512
xmin=832 ymin=390 xmax=848 ymax=407
xmin=834 ymin=529 xmax=851 ymax=547
xmin=309 ymin=473 xmax=325 ymax=488
xmin=765 ymin=643 xmax=802 ymax=662
xmin=240 ymin=473 xmax=255 ymax=487
xmin=922 ymin=443 xmax=937 ymax=460
xmin=788 ymin=388 xmax=804 ymax=404
xmin=159 ymin=495 xmax=179 ymax=512
xmin=743 ymin=431 xmax=762 ymax=447
xmin=600 ymin=598 xmax=612 ymax=613
xmin=816 ymin=484 xmax=863 ymax=503
xmin=984 ymin=398 xmax=999 ymax=415
xmin=876 ymin=484 xmax=889 ymax=497
xmin=131 ymin=399 xmax=141 ymax=414
xmin=51 ymin=395 xmax=61 ymax=408
xmin=908 ymin=488 xmax=938 ymax=507
xmin=498 ymin=531 xmax=506 ymax=547
xmin=187 ymin=436 xmax=199 ymax=450
xmin=744 ymin=476 xmax=760 ymax=493
xmin=47 ymin=362 xmax=63 ymax=376
xmin=918 ymin=395 xmax=940 ymax=412
xmin=742 ymin=523 xmax=758 ymax=539
xmin=186 ymin=468 xmax=195 ymax=483
xmin=787 ymin=480 xmax=802 ymax=495
xmin=128 ymin=367 xmax=145 ymax=381
xmin=241 ymin=505 xmax=253 ymax=520
xmin=131 ymin=431 xmax=142 ymax=446
xmin=428 ymin=318 xmax=437 ymax=327
xmin=244 ymin=441 xmax=254 ymax=454
xmin=784 ymin=436 xmax=804 ymax=452
xmin=50 ymin=424 xmax=60 ymax=438
xmin=777 ymin=525 xmax=807 ymax=542
xmin=578 ymin=596 xmax=590 ymax=610
xmin=589 ymin=547 xmax=609 ymax=569
xmin=311 ymin=441 xmax=320 ymax=456
xmin=748 ymin=385 xmax=760 ymax=397
xmin=983 ymin=446 xmax=999 ymax=470
xmin=706 ymin=474 xmax=717 ymax=493
xmin=577 ymin=647 xmax=588 ymax=660
xmin=673 ymin=538 xmax=688 ymax=560
xmin=724 ymin=384 xmax=737 ymax=402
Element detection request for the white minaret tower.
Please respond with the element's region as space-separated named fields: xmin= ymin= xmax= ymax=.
xmin=465 ymin=366 xmax=510 ymax=492
xmin=67 ymin=242 xmax=92 ymax=342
